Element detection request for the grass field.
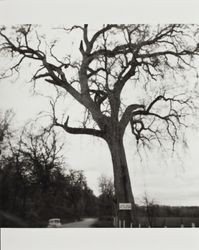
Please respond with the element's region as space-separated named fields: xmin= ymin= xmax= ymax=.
xmin=137 ymin=216 xmax=199 ymax=227
xmin=92 ymin=216 xmax=199 ymax=228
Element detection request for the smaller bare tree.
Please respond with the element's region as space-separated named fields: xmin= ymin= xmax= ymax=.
xmin=98 ymin=175 xmax=116 ymax=222
xmin=0 ymin=109 xmax=14 ymax=155
xmin=142 ymin=192 xmax=159 ymax=227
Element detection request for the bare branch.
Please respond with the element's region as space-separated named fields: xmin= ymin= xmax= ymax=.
xmin=120 ymin=104 xmax=145 ymax=133
xmin=55 ymin=116 xmax=106 ymax=139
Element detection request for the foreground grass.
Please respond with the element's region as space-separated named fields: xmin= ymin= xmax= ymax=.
xmin=91 ymin=216 xmax=199 ymax=228
xmin=138 ymin=216 xmax=199 ymax=227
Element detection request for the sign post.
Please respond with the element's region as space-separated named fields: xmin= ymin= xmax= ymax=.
xmin=118 ymin=203 xmax=132 ymax=228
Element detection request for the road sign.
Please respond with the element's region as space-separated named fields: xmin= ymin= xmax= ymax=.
xmin=119 ymin=203 xmax=132 ymax=210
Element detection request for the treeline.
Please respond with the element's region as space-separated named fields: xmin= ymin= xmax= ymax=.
xmin=137 ymin=205 xmax=199 ymax=218
xmin=0 ymin=111 xmax=97 ymax=227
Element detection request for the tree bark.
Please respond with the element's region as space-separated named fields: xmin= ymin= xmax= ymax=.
xmin=106 ymin=133 xmax=138 ymax=227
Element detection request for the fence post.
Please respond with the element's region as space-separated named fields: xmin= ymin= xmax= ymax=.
xmin=119 ymin=220 xmax=121 ymax=228
xmin=191 ymin=223 xmax=195 ymax=228
xmin=123 ymin=220 xmax=125 ymax=228
xmin=181 ymin=224 xmax=184 ymax=228
xmin=116 ymin=216 xmax=118 ymax=227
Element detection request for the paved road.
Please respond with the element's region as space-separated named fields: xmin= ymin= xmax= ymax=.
xmin=62 ymin=218 xmax=98 ymax=228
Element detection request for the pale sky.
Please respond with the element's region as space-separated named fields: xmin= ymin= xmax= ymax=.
xmin=0 ymin=25 xmax=199 ymax=206
xmin=0 ymin=1 xmax=199 ymax=207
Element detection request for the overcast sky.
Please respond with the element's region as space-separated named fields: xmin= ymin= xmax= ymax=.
xmin=0 ymin=1 xmax=199 ymax=207
xmin=1 ymin=25 xmax=199 ymax=207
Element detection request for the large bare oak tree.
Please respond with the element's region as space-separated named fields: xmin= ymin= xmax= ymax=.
xmin=0 ymin=24 xmax=199 ymax=226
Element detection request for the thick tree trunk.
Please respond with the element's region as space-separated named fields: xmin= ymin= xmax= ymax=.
xmin=106 ymin=134 xmax=138 ymax=227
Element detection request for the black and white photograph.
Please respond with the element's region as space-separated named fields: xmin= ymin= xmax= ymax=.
xmin=0 ymin=1 xmax=199 ymax=249
xmin=1 ymin=22 xmax=199 ymax=229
